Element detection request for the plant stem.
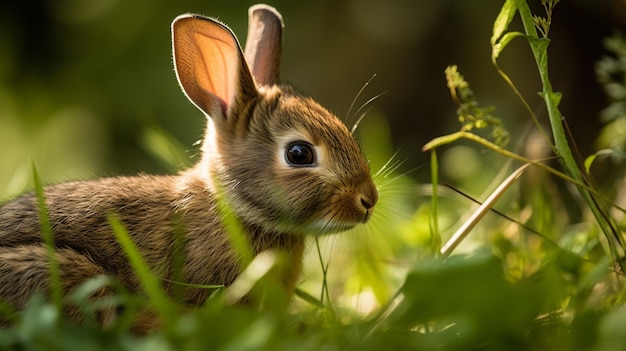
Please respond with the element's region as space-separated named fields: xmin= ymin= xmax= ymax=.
xmin=517 ymin=1 xmax=626 ymax=270
xmin=430 ymin=151 xmax=441 ymax=255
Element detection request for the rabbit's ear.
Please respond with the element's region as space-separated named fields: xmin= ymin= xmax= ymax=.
xmin=172 ymin=15 xmax=258 ymax=122
xmin=244 ymin=4 xmax=283 ymax=86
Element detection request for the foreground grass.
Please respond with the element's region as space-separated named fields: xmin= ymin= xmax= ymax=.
xmin=0 ymin=249 xmax=625 ymax=351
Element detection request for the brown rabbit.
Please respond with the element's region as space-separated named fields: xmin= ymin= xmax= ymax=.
xmin=0 ymin=4 xmax=377 ymax=328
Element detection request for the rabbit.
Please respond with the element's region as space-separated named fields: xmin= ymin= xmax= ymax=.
xmin=0 ymin=4 xmax=378 ymax=329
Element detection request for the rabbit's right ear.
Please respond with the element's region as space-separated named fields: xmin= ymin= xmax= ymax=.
xmin=172 ymin=15 xmax=258 ymax=123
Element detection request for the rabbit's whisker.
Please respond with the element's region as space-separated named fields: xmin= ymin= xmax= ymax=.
xmin=373 ymin=148 xmax=405 ymax=179
xmin=350 ymin=91 xmax=388 ymax=135
xmin=346 ymin=74 xmax=377 ymax=124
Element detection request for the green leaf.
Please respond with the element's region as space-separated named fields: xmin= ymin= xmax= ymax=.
xmin=549 ymin=91 xmax=562 ymax=106
xmin=491 ymin=0 xmax=521 ymax=47
xmin=584 ymin=149 xmax=626 ymax=173
xmin=492 ymin=31 xmax=525 ymax=60
xmin=392 ymin=253 xmax=546 ymax=339
xmin=538 ymin=90 xmax=562 ymax=109
xmin=527 ymin=37 xmax=551 ymax=70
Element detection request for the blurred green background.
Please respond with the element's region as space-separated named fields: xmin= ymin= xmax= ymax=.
xmin=0 ymin=0 xmax=624 ymax=200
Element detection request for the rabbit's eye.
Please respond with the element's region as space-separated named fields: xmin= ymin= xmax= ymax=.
xmin=285 ymin=141 xmax=316 ymax=166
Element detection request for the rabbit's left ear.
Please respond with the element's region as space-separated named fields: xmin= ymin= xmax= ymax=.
xmin=172 ymin=14 xmax=257 ymax=122
xmin=244 ymin=4 xmax=283 ymax=86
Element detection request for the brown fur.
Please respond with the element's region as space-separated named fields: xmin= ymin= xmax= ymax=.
xmin=0 ymin=4 xmax=376 ymax=329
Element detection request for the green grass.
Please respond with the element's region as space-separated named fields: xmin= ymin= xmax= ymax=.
xmin=3 ymin=1 xmax=626 ymax=349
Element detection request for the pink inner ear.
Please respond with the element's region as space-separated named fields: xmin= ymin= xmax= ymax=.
xmin=193 ymin=32 xmax=238 ymax=116
xmin=173 ymin=16 xmax=243 ymax=120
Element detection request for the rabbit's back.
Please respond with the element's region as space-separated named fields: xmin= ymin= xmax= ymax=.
xmin=0 ymin=172 xmax=304 ymax=306
xmin=0 ymin=175 xmax=179 ymax=253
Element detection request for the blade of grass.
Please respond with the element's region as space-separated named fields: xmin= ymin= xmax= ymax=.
xmin=32 ymin=163 xmax=62 ymax=312
xmin=430 ymin=151 xmax=441 ymax=255
xmin=170 ymin=215 xmax=187 ymax=301
xmin=314 ymin=237 xmax=333 ymax=310
xmin=214 ymin=190 xmax=254 ymax=267
xmin=440 ymin=163 xmax=530 ymax=257
xmin=224 ymin=250 xmax=277 ymax=305
xmin=294 ymin=288 xmax=324 ymax=309
xmin=107 ymin=213 xmax=175 ymax=324
xmin=443 ymin=183 xmax=557 ymax=246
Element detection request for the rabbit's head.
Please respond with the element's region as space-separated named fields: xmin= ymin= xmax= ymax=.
xmin=172 ymin=5 xmax=377 ymax=235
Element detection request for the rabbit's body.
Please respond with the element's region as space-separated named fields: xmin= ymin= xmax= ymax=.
xmin=0 ymin=4 xmax=376 ymax=328
xmin=0 ymin=172 xmax=304 ymax=307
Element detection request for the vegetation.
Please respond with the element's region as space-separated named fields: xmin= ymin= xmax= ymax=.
xmin=3 ymin=0 xmax=626 ymax=349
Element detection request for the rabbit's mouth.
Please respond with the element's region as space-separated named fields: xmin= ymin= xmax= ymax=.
xmin=304 ymin=220 xmax=359 ymax=235
xmin=305 ymin=208 xmax=375 ymax=235
xmin=296 ymin=199 xmax=375 ymax=236
xmin=363 ymin=208 xmax=374 ymax=223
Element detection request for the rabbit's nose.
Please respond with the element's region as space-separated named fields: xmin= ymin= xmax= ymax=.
xmin=358 ymin=180 xmax=378 ymax=222
xmin=360 ymin=196 xmax=375 ymax=210
xmin=360 ymin=196 xmax=376 ymax=223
